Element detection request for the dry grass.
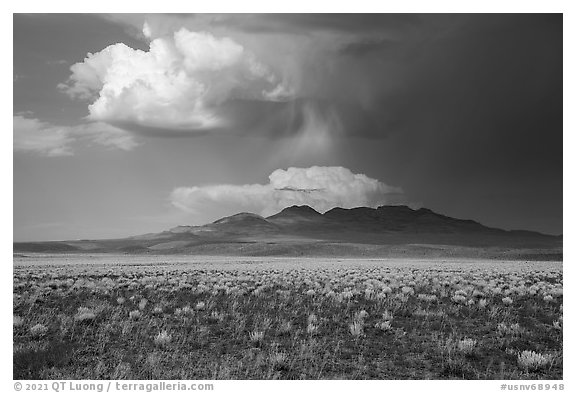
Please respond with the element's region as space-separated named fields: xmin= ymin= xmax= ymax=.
xmin=13 ymin=258 xmax=562 ymax=379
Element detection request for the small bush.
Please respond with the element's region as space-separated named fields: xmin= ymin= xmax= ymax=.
xmin=249 ymin=330 xmax=264 ymax=343
xmin=306 ymin=323 xmax=319 ymax=335
xmin=269 ymin=351 xmax=288 ymax=368
xmin=375 ymin=320 xmax=393 ymax=332
xmin=452 ymin=294 xmax=467 ymax=304
xmin=74 ymin=307 xmax=96 ymax=322
xmin=14 ymin=315 xmax=24 ymax=327
xmin=457 ymin=338 xmax=477 ymax=355
xmin=153 ymin=330 xmax=172 ymax=347
xmin=349 ymin=320 xmax=364 ymax=338
xmin=29 ymin=323 xmax=48 ymax=338
xmin=517 ymin=350 xmax=553 ymax=371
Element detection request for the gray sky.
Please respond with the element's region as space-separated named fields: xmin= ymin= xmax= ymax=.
xmin=13 ymin=14 xmax=563 ymax=241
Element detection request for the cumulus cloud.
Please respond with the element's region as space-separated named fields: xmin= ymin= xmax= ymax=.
xmin=59 ymin=27 xmax=292 ymax=132
xmin=171 ymin=166 xmax=403 ymax=217
xmin=14 ymin=116 xmax=75 ymax=156
xmin=13 ymin=116 xmax=137 ymax=157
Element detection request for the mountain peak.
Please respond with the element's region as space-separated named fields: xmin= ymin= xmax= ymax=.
xmin=212 ymin=212 xmax=268 ymax=225
xmin=267 ymin=205 xmax=322 ymax=219
xmin=282 ymin=205 xmax=321 ymax=215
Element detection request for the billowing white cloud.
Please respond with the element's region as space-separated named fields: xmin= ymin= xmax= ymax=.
xmin=60 ymin=27 xmax=292 ymax=132
xmin=13 ymin=116 xmax=137 ymax=157
xmin=171 ymin=166 xmax=403 ymax=217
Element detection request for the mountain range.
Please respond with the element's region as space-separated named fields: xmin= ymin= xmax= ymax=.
xmin=13 ymin=205 xmax=562 ymax=260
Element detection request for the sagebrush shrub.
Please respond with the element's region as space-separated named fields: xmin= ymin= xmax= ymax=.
xmin=13 ymin=315 xmax=24 ymax=327
xmin=74 ymin=307 xmax=96 ymax=322
xmin=154 ymin=330 xmax=172 ymax=347
xmin=29 ymin=323 xmax=48 ymax=338
xmin=457 ymin=338 xmax=477 ymax=355
xmin=517 ymin=350 xmax=553 ymax=371
xmin=349 ymin=320 xmax=364 ymax=338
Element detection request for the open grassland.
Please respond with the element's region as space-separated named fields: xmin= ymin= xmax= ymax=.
xmin=13 ymin=255 xmax=562 ymax=379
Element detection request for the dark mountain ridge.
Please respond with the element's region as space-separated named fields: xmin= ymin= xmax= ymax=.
xmin=13 ymin=205 xmax=562 ymax=259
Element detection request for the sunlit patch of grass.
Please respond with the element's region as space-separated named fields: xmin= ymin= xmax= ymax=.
xmin=153 ymin=330 xmax=172 ymax=347
xmin=349 ymin=320 xmax=364 ymax=338
xmin=249 ymin=330 xmax=265 ymax=344
xmin=517 ymin=350 xmax=554 ymax=371
xmin=14 ymin=315 xmax=24 ymax=327
xmin=29 ymin=324 xmax=48 ymax=338
xmin=457 ymin=338 xmax=477 ymax=356
xmin=74 ymin=307 xmax=97 ymax=323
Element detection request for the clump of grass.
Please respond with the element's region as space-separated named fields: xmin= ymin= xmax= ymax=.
xmin=306 ymin=323 xmax=319 ymax=335
xmin=209 ymin=311 xmax=225 ymax=323
xmin=74 ymin=307 xmax=96 ymax=322
xmin=138 ymin=298 xmax=148 ymax=310
xmin=552 ymin=317 xmax=562 ymax=330
xmin=153 ymin=330 xmax=172 ymax=347
xmin=260 ymin=317 xmax=273 ymax=331
xmin=306 ymin=314 xmax=317 ymax=324
xmin=278 ymin=320 xmax=292 ymax=335
xmin=517 ymin=350 xmax=554 ymax=371
xmin=181 ymin=305 xmax=194 ymax=315
xmin=364 ymin=288 xmax=375 ymax=300
xmin=457 ymin=338 xmax=477 ymax=355
xmin=401 ymin=286 xmax=414 ymax=295
xmin=349 ymin=320 xmax=364 ymax=338
xmin=249 ymin=330 xmax=265 ymax=344
xmin=306 ymin=314 xmax=319 ymax=335
xmin=418 ymin=294 xmax=437 ymax=302
xmin=497 ymin=322 xmax=522 ymax=336
xmin=269 ymin=351 xmax=288 ymax=369
xmin=14 ymin=315 xmax=24 ymax=327
xmin=454 ymin=289 xmax=468 ymax=297
xmin=382 ymin=310 xmax=394 ymax=321
xmin=374 ymin=320 xmax=393 ymax=332
xmin=29 ymin=323 xmax=48 ymax=338
xmin=451 ymin=294 xmax=467 ymax=304
xmin=413 ymin=308 xmax=446 ymax=318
